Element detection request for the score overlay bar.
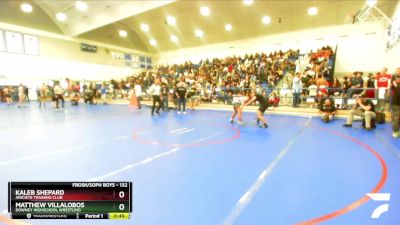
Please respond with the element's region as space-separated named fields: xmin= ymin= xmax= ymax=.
xmin=8 ymin=182 xmax=132 ymax=220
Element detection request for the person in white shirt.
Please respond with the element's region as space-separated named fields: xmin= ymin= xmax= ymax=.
xmin=134 ymin=80 xmax=142 ymax=110
xmin=18 ymin=84 xmax=25 ymax=108
xmin=149 ymin=78 xmax=162 ymax=116
xmin=292 ymin=72 xmax=303 ymax=108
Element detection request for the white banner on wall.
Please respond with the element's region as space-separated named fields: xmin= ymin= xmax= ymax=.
xmin=23 ymin=34 xmax=39 ymax=56
xmin=111 ymin=51 xmax=123 ymax=60
xmin=132 ymin=54 xmax=139 ymax=68
xmin=0 ymin=30 xmax=4 ymax=52
xmin=5 ymin=31 xmax=23 ymax=53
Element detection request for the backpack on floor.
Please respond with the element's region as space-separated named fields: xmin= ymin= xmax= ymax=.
xmin=362 ymin=118 xmax=377 ymax=129
xmin=376 ymin=112 xmax=385 ymax=124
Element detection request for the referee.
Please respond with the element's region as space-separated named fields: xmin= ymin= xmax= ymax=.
xmin=149 ymin=78 xmax=162 ymax=116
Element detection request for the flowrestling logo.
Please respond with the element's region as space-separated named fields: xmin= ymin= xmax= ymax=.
xmin=367 ymin=193 xmax=391 ymax=219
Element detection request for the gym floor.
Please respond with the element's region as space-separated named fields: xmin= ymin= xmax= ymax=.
xmin=0 ymin=103 xmax=399 ymax=225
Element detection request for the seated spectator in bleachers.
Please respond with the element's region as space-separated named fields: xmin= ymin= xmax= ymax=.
xmin=310 ymin=45 xmax=335 ymax=61
xmin=365 ymin=73 xmax=375 ymax=99
xmin=321 ymin=61 xmax=329 ymax=75
xmin=347 ymin=71 xmax=364 ymax=99
xmin=319 ymin=98 xmax=337 ymax=123
xmin=330 ymin=78 xmax=342 ymax=96
xmin=307 ymin=80 xmax=318 ymax=98
xmin=343 ymin=93 xmax=376 ymax=131
xmin=316 ymin=74 xmax=328 ymax=87
xmin=306 ymin=67 xmax=316 ymax=77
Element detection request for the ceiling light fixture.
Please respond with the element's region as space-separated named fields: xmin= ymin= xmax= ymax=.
xmin=150 ymin=39 xmax=157 ymax=46
xmin=56 ymin=12 xmax=67 ymax=22
xmin=308 ymin=7 xmax=318 ymax=16
xmin=141 ymin=23 xmax=149 ymax=32
xmin=366 ymin=0 xmax=377 ymax=7
xmin=200 ymin=6 xmax=210 ymax=16
xmin=243 ymin=0 xmax=254 ymax=6
xmin=75 ymin=1 xmax=88 ymax=11
xmin=20 ymin=3 xmax=33 ymax=13
xmin=119 ymin=30 xmax=127 ymax=37
xmin=166 ymin=15 xmax=176 ymax=25
xmin=262 ymin=16 xmax=271 ymax=24
xmin=195 ymin=29 xmax=204 ymax=38
xmin=225 ymin=24 xmax=233 ymax=31
xmin=170 ymin=35 xmax=178 ymax=43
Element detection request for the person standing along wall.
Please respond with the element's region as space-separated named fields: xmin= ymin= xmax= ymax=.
xmin=134 ymin=81 xmax=142 ymax=110
xmin=39 ymin=83 xmax=47 ymax=108
xmin=161 ymin=81 xmax=169 ymax=112
xmin=18 ymin=84 xmax=25 ymax=108
xmin=176 ymin=77 xmax=187 ymax=114
xmin=375 ymin=68 xmax=392 ymax=110
xmin=292 ymin=72 xmax=303 ymax=108
xmin=149 ymin=79 xmax=162 ymax=116
xmin=4 ymin=86 xmax=13 ymax=105
xmin=100 ymin=83 xmax=107 ymax=104
xmin=54 ymin=83 xmax=65 ymax=110
xmin=24 ymin=85 xmax=29 ymax=102
xmin=391 ymin=70 xmax=400 ymax=138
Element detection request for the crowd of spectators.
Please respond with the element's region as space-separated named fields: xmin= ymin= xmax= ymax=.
xmin=0 ymin=45 xmax=358 ymax=111
xmin=123 ymin=48 xmax=301 ymax=104
xmin=46 ymin=48 xmax=302 ymax=107
xmin=0 ymin=46 xmax=339 ymax=110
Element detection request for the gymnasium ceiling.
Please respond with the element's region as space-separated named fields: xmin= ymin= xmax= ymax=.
xmin=0 ymin=0 xmax=397 ymax=53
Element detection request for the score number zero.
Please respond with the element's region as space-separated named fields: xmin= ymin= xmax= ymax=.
xmin=118 ymin=191 xmax=125 ymax=211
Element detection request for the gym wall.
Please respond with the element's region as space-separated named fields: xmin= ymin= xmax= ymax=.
xmin=0 ymin=22 xmax=152 ymax=86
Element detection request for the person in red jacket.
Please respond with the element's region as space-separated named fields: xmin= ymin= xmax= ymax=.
xmin=375 ymin=68 xmax=392 ymax=88
xmin=375 ymin=68 xmax=392 ymax=109
xmin=268 ymin=92 xmax=280 ymax=107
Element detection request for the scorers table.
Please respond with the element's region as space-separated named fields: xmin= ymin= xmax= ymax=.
xmin=8 ymin=182 xmax=132 ymax=220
